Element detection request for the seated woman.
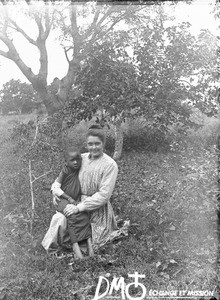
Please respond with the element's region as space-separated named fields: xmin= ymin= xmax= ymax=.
xmin=42 ymin=124 xmax=120 ymax=253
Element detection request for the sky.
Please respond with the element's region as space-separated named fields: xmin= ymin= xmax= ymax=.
xmin=0 ymin=0 xmax=218 ymax=88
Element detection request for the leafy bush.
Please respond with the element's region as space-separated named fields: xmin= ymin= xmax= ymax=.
xmin=122 ymin=118 xmax=171 ymax=152
xmin=187 ymin=116 xmax=220 ymax=150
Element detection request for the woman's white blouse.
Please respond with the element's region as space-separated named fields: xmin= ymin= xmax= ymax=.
xmin=51 ymin=153 xmax=118 ymax=212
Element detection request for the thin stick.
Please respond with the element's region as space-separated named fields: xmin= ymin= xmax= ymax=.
xmin=32 ymin=170 xmax=52 ymax=183
xmin=29 ymin=160 xmax=35 ymax=211
xmin=29 ymin=160 xmax=34 ymax=236
xmin=28 ymin=116 xmax=52 ymax=235
xmin=32 ymin=116 xmax=39 ymax=146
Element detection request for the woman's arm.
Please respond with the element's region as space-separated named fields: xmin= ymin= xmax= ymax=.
xmin=77 ymin=162 xmax=118 ymax=212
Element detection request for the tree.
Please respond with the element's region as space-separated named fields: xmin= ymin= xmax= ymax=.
xmin=66 ymin=6 xmax=218 ymax=158
xmin=71 ymin=34 xmax=142 ymax=159
xmin=0 ymin=1 xmax=217 ymax=159
xmin=0 ymin=1 xmax=143 ymax=115
xmin=0 ymin=0 xmax=147 ymax=156
xmin=135 ymin=15 xmax=217 ymax=119
xmin=0 ymin=79 xmax=37 ymax=114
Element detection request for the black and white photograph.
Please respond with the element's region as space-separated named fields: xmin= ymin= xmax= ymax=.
xmin=0 ymin=0 xmax=219 ymax=299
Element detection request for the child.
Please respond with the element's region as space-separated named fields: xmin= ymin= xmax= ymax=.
xmin=53 ymin=148 xmax=94 ymax=259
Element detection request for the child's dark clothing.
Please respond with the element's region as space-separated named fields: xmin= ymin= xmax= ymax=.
xmin=56 ymin=165 xmax=91 ymax=244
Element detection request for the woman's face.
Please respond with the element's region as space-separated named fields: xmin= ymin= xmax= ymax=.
xmin=87 ymin=135 xmax=104 ymax=159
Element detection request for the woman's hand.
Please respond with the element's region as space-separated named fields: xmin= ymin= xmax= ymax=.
xmin=52 ymin=195 xmax=61 ymax=207
xmin=68 ymin=197 xmax=77 ymax=205
xmin=63 ymin=204 xmax=79 ymax=217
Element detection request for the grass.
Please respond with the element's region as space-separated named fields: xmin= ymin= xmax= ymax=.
xmin=0 ymin=114 xmax=219 ymax=299
xmin=0 ymin=113 xmax=35 ymax=128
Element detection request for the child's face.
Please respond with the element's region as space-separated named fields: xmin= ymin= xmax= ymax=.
xmin=66 ymin=151 xmax=82 ymax=170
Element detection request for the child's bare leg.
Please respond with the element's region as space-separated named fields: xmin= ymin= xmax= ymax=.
xmin=87 ymin=238 xmax=94 ymax=257
xmin=72 ymin=242 xmax=84 ymax=259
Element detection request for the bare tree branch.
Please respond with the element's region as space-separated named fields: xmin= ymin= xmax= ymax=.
xmin=83 ymin=5 xmax=101 ymax=40
xmin=2 ymin=18 xmax=8 ymax=35
xmin=0 ymin=33 xmax=37 ymax=82
xmin=86 ymin=14 xmax=124 ymax=48
xmin=35 ymin=14 xmax=44 ymax=39
xmin=64 ymin=47 xmax=71 ymax=63
xmin=96 ymin=6 xmax=115 ymax=28
xmin=43 ymin=5 xmax=51 ymax=40
xmin=0 ymin=2 xmax=10 ymax=35
xmin=38 ymin=41 xmax=48 ymax=79
xmin=100 ymin=16 xmax=124 ymax=38
xmin=69 ymin=5 xmax=81 ymax=55
xmin=10 ymin=20 xmax=37 ymax=45
xmin=0 ymin=49 xmax=9 ymax=58
xmin=70 ymin=5 xmax=78 ymax=38
xmin=27 ymin=10 xmax=49 ymax=79
xmin=0 ymin=32 xmax=10 ymax=47
xmin=56 ymin=9 xmax=67 ymax=30
xmin=85 ymin=6 xmax=144 ymax=51
xmin=0 ymin=1 xmax=50 ymax=80
xmin=91 ymin=5 xmax=101 ymax=27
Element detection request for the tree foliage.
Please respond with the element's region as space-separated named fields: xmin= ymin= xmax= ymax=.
xmin=0 ymin=1 xmax=218 ymax=158
xmin=65 ymin=7 xmax=218 ymax=137
xmin=135 ymin=17 xmax=218 ymax=126
xmin=0 ymin=1 xmax=143 ymax=115
xmin=0 ymin=79 xmax=38 ymax=114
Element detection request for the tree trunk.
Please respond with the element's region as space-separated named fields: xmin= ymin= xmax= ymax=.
xmin=35 ymin=85 xmax=62 ymax=116
xmin=113 ymin=119 xmax=124 ymax=160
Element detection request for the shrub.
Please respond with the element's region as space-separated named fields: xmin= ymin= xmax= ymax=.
xmin=187 ymin=116 xmax=220 ymax=150
xmin=122 ymin=118 xmax=171 ymax=152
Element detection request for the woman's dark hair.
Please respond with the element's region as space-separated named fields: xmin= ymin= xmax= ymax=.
xmin=86 ymin=124 xmax=106 ymax=144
